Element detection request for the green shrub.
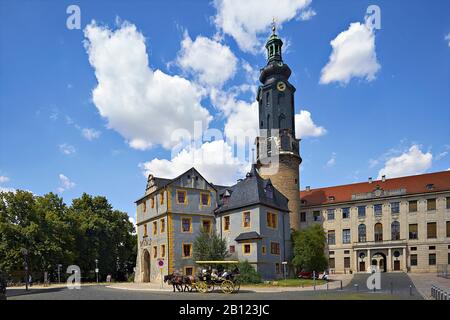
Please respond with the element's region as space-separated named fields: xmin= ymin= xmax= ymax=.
xmin=237 ymin=260 xmax=262 ymax=284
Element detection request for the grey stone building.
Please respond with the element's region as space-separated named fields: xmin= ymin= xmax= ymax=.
xmin=135 ymin=166 xmax=291 ymax=282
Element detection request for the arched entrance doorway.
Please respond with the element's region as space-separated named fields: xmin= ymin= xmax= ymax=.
xmin=371 ymin=252 xmax=387 ymax=272
xmin=143 ymin=250 xmax=151 ymax=282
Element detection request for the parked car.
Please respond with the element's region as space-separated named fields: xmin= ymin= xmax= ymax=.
xmin=297 ymin=270 xmax=313 ymax=279
xmin=0 ymin=273 xmax=7 ymax=300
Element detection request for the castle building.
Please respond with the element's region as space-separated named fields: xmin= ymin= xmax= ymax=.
xmin=135 ymin=167 xmax=291 ymax=282
xmin=299 ymin=171 xmax=450 ymax=273
xmin=255 ymin=24 xmax=302 ymax=231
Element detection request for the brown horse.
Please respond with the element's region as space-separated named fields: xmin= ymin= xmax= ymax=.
xmin=164 ymin=274 xmax=195 ymax=292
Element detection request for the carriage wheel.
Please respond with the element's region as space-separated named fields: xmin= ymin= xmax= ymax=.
xmin=207 ymin=283 xmax=214 ymax=293
xmin=197 ymin=281 xmax=208 ymax=293
xmin=220 ymin=280 xmax=234 ymax=294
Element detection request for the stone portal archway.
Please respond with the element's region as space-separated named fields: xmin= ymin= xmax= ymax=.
xmin=372 ymin=252 xmax=387 ymax=273
xmin=142 ymin=250 xmax=151 ymax=282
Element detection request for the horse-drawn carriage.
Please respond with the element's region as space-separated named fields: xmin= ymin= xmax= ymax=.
xmin=193 ymin=260 xmax=241 ymax=294
xmin=164 ymin=260 xmax=241 ymax=294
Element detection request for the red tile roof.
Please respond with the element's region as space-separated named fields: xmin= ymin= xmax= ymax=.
xmin=300 ymin=171 xmax=450 ymax=207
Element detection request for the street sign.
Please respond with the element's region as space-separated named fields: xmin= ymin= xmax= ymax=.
xmin=282 ymin=261 xmax=288 ymax=265
xmin=95 ymin=268 xmax=99 ymax=273
xmin=157 ymin=259 xmax=164 ymax=268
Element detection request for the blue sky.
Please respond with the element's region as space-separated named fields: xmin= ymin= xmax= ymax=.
xmin=0 ymin=0 xmax=449 ymax=220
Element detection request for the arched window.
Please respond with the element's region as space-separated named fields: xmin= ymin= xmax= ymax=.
xmin=391 ymin=221 xmax=400 ymax=240
xmin=278 ymin=113 xmax=286 ymax=129
xmin=374 ymin=223 xmax=383 ymax=242
xmin=267 ymin=114 xmax=271 ymax=137
xmin=358 ymin=224 xmax=366 ymax=243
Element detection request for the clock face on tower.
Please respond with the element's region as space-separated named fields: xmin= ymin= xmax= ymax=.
xmin=277 ymin=81 xmax=286 ymax=92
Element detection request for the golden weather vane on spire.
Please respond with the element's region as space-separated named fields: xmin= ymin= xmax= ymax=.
xmin=272 ymin=17 xmax=277 ymax=35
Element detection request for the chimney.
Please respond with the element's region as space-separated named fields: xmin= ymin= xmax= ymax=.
xmin=382 ymin=175 xmax=386 ymax=182
xmin=368 ymin=177 xmax=373 ymax=184
xmin=306 ymin=186 xmax=311 ymax=192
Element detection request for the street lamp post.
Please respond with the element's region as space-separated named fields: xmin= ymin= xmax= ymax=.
xmin=57 ymin=264 xmax=62 ymax=284
xmin=21 ymin=248 xmax=29 ymax=291
xmin=95 ymin=259 xmax=99 ymax=283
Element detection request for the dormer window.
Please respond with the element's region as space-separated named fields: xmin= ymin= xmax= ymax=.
xmin=328 ymin=196 xmax=335 ymax=202
xmin=426 ymin=183 xmax=434 ymax=190
xmin=265 ymin=184 xmax=273 ymax=199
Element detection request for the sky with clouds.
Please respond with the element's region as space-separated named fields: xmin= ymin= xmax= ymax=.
xmin=0 ymin=0 xmax=449 ymax=219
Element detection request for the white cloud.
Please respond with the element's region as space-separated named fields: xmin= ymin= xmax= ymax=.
xmin=320 ymin=21 xmax=380 ymax=85
xmin=59 ymin=143 xmax=76 ymax=155
xmin=295 ymin=110 xmax=327 ymax=139
xmin=377 ymin=145 xmax=432 ymax=179
xmin=140 ymin=140 xmax=248 ymax=186
xmin=445 ymin=33 xmax=450 ymax=47
xmin=298 ymin=8 xmax=316 ymax=21
xmin=213 ymin=0 xmax=312 ymax=53
xmin=176 ymin=32 xmax=238 ymax=87
xmin=436 ymin=151 xmax=448 ymax=161
xmin=326 ymin=152 xmax=336 ymax=167
xmin=82 ymin=128 xmax=101 ymax=141
xmin=0 ymin=176 xmax=10 ymax=184
xmin=57 ymin=174 xmax=76 ymax=193
xmin=84 ymin=21 xmax=212 ymax=150
xmin=128 ymin=216 xmax=137 ymax=234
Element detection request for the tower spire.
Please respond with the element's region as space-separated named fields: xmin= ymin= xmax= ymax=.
xmin=265 ymin=19 xmax=283 ymax=63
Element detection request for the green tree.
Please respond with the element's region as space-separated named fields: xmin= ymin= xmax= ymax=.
xmin=292 ymin=224 xmax=328 ymax=272
xmin=237 ymin=260 xmax=262 ymax=284
xmin=193 ymin=229 xmax=228 ymax=261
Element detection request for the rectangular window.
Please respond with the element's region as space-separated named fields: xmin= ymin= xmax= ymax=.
xmin=329 ymin=258 xmax=335 ymax=269
xmin=151 ymin=197 xmax=155 ymax=208
xmin=313 ymin=211 xmax=321 ymax=221
xmin=161 ymin=245 xmax=165 ymax=258
xmin=143 ymin=224 xmax=148 ymax=237
xmin=447 ymin=221 xmax=450 ymax=237
xmin=327 ymin=230 xmax=336 ymax=245
xmin=429 ymin=246 xmax=435 ymax=250
xmin=182 ymin=244 xmax=192 ymax=258
xmin=410 ymin=247 xmax=417 ymax=251
xmin=447 ymin=197 xmax=450 ymax=209
xmin=344 ymin=257 xmax=351 ymax=269
xmin=243 ymin=244 xmax=251 ymax=255
xmin=429 ymin=253 xmax=436 ymax=265
xmin=342 ymin=207 xmax=350 ymax=219
xmin=357 ymin=206 xmax=366 ymax=218
xmin=391 ymin=202 xmax=400 ymax=214
xmin=267 ymin=212 xmax=277 ymax=229
xmin=409 ymin=224 xmax=418 ymax=240
xmin=427 ymin=199 xmax=436 ymax=211
xmin=342 ymin=229 xmax=351 ymax=244
xmin=427 ymin=222 xmax=437 ymax=239
xmin=243 ymin=211 xmax=251 ymax=228
xmin=344 ymin=250 xmax=350 ymax=254
xmin=300 ymin=212 xmax=306 ymax=222
xmin=275 ymin=263 xmax=281 ymax=274
xmin=160 ymin=219 xmax=165 ymax=233
xmin=177 ymin=190 xmax=187 ymax=204
xmin=153 ymin=246 xmax=157 ymax=259
xmin=223 ymin=216 xmax=230 ymax=231
xmin=262 ymin=245 xmax=266 ymax=255
xmin=143 ymin=201 xmax=147 ymax=212
xmin=152 ymin=221 xmax=157 ymax=235
xmin=201 ymin=219 xmax=211 ymax=233
xmin=374 ymin=204 xmax=382 ymax=216
xmin=448 ymin=253 xmax=450 ymax=265
xmin=184 ymin=267 xmax=193 ymax=276
xmin=229 ymin=245 xmax=235 ymax=253
xmin=160 ymin=192 xmax=164 ymax=205
xmin=201 ymin=192 xmax=210 ymax=206
xmin=411 ymin=254 xmax=417 ymax=266
xmin=181 ymin=217 xmax=192 ymax=233
xmin=327 ymin=209 xmax=335 ymax=220
xmin=409 ymin=200 xmax=417 ymax=212
xmin=270 ymin=242 xmax=280 ymax=255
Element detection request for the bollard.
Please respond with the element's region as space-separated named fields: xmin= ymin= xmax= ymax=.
xmin=326 ymin=283 xmax=329 ymax=290
xmin=390 ymin=282 xmax=393 ymax=294
xmin=354 ymin=284 xmax=359 ymax=292
xmin=410 ymin=285 xmax=413 ymax=296
xmin=340 ymin=280 xmax=343 ymax=290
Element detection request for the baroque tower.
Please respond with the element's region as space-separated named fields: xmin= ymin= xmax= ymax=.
xmin=256 ymin=24 xmax=302 ymax=230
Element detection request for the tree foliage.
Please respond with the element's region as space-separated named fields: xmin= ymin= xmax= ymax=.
xmin=193 ymin=229 xmax=228 ymax=262
xmin=237 ymin=260 xmax=262 ymax=284
xmin=0 ymin=190 xmax=136 ymax=282
xmin=291 ymin=224 xmax=328 ymax=272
